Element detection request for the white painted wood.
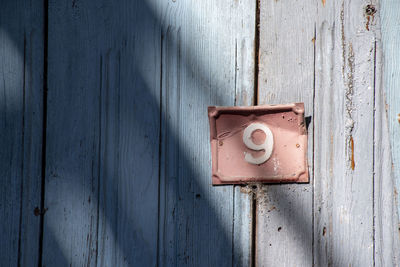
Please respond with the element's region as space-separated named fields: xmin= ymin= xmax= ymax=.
xmin=381 ymin=0 xmax=400 ymax=224
xmin=156 ymin=0 xmax=255 ymax=265
xmin=256 ymin=0 xmax=316 ymax=266
xmin=233 ymin=186 xmax=254 ymax=267
xmin=314 ymin=0 xmax=376 ymax=265
xmin=376 ymin=0 xmax=400 ymax=265
xmin=373 ymin=39 xmax=400 ymax=266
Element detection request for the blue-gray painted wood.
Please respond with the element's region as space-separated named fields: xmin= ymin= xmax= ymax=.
xmin=43 ymin=1 xmax=102 ymax=264
xmin=256 ymin=0 xmax=400 ymax=266
xmin=256 ymin=0 xmax=315 ymax=265
xmin=157 ymin=1 xmax=255 ymax=266
xmin=314 ymin=0 xmax=376 ymax=264
xmin=44 ymin=0 xmax=254 ymax=266
xmin=5 ymin=1 xmax=400 ymax=266
xmin=44 ymin=1 xmax=161 ymax=266
xmin=373 ymin=42 xmax=400 ymax=265
xmin=312 ymin=0 xmax=400 ymax=265
xmin=95 ymin=3 xmax=162 ymax=266
xmin=381 ymin=0 xmax=400 ymax=223
xmin=97 ymin=1 xmax=161 ymax=266
xmin=0 ymin=0 xmax=44 ymax=266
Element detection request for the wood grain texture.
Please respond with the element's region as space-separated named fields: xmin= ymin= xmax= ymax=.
xmin=95 ymin=3 xmax=161 ymax=266
xmin=44 ymin=0 xmax=255 ymax=266
xmin=377 ymin=0 xmax=400 ymax=264
xmin=0 ymin=1 xmax=43 ymax=266
xmin=156 ymin=0 xmax=255 ymax=265
xmin=44 ymin=1 xmax=102 ymax=265
xmin=381 ymin=0 xmax=400 ymax=225
xmin=256 ymin=0 xmax=315 ymax=266
xmin=314 ymin=0 xmax=376 ymax=265
xmin=373 ymin=38 xmax=400 ymax=266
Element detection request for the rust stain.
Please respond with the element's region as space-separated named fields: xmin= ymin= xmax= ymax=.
xmin=365 ymin=5 xmax=377 ymax=31
xmin=350 ymin=136 xmax=355 ymax=170
xmin=34 ymin=207 xmax=40 ymax=216
xmin=267 ymin=206 xmax=276 ymax=212
xmin=322 ymin=0 xmax=326 ymax=6
xmin=240 ymin=185 xmax=253 ymax=194
xmin=366 ymin=16 xmax=371 ymax=31
xmin=397 ymin=113 xmax=400 ymax=123
xmin=312 ymin=37 xmax=316 ymax=44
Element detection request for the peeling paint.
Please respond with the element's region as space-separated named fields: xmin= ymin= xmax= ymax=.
xmin=345 ymin=43 xmax=355 ymax=170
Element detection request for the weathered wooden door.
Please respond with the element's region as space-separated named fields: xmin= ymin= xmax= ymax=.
xmin=1 ymin=0 xmax=399 ymax=266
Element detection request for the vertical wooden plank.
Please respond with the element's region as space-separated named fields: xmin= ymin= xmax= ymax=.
xmin=44 ymin=1 xmax=101 ymax=265
xmin=96 ymin=2 xmax=161 ymax=266
xmin=0 ymin=0 xmax=43 ymax=265
xmin=373 ymin=39 xmax=400 ymax=265
xmin=157 ymin=0 xmax=255 ymax=266
xmin=376 ymin=0 xmax=400 ymax=265
xmin=256 ymin=0 xmax=315 ymax=266
xmin=314 ymin=0 xmax=376 ymax=265
xmin=45 ymin=1 xmax=161 ymax=266
xmin=233 ymin=187 xmax=254 ymax=267
xmin=380 ymin=0 xmax=400 ymax=225
xmin=232 ymin=2 xmax=256 ymax=266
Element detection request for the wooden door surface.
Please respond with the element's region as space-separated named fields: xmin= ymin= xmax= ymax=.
xmin=1 ymin=0 xmax=399 ymax=266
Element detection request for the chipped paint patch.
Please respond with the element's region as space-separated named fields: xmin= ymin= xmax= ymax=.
xmin=345 ymin=43 xmax=356 ymax=170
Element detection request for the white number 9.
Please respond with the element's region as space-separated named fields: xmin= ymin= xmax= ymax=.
xmin=243 ymin=123 xmax=274 ymax=165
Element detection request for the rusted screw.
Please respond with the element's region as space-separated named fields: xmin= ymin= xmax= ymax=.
xmin=365 ymin=5 xmax=376 ymax=16
xmin=296 ymin=144 xmax=300 ymax=148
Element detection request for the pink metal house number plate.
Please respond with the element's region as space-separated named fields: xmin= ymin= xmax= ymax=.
xmin=208 ymin=103 xmax=309 ymax=185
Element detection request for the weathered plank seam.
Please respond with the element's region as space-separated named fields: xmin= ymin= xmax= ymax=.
xmin=234 ymin=40 xmax=238 ymax=106
xmin=156 ymin=31 xmax=164 ymax=267
xmin=251 ymin=190 xmax=256 ymax=267
xmin=372 ymin=38 xmax=377 ymax=267
xmin=252 ymin=2 xmax=261 ymax=265
xmin=17 ymin=31 xmax=27 ymax=267
xmin=232 ymin=38 xmax=238 ymax=267
xmin=38 ymin=0 xmax=49 ymax=265
xmin=231 ymin=187 xmax=235 ymax=267
xmin=254 ymin=0 xmax=260 ymax=106
xmin=94 ymin=54 xmax=103 ymax=267
xmin=311 ymin=22 xmax=317 ymax=267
